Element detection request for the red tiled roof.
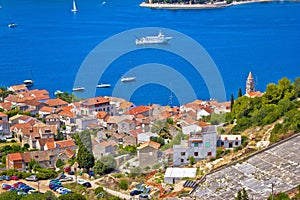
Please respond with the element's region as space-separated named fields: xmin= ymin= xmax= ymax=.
xmin=8 ymin=153 xmax=23 ymax=161
xmin=64 ymin=148 xmax=76 ymax=158
xmin=20 ymin=115 xmax=31 ymax=121
xmin=100 ymin=141 xmax=116 ymax=147
xmin=0 ymin=102 xmax=13 ymax=111
xmin=96 ymin=111 xmax=108 ymax=119
xmin=38 ymin=138 xmax=54 ymax=146
xmin=39 ymin=106 xmax=54 ymax=113
xmin=46 ymin=140 xmax=76 ymax=150
xmin=45 ymin=141 xmax=55 ymax=149
xmin=247 ymin=91 xmax=264 ymax=98
xmin=129 ymin=129 xmax=142 ymax=138
xmin=45 ymin=98 xmax=68 ymax=107
xmin=128 ymin=106 xmax=151 ymax=115
xmin=119 ymin=101 xmax=133 ymax=109
xmin=82 ymin=96 xmax=109 ymax=106
xmin=5 ymin=89 xmax=49 ymax=103
xmin=138 ymin=140 xmax=160 ymax=150
xmin=23 ymin=99 xmax=43 ymax=107
xmin=0 ymin=112 xmax=7 ymax=117
xmin=199 ymin=106 xmax=212 ymax=114
xmin=10 ymin=84 xmax=27 ymax=91
xmin=198 ymin=121 xmax=210 ymax=127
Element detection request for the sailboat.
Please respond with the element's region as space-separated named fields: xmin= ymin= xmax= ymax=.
xmin=71 ymin=0 xmax=78 ymax=12
xmin=121 ymin=56 xmax=136 ymax=83
xmin=23 ymin=70 xmax=34 ymax=87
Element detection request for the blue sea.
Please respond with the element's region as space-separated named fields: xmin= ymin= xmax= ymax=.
xmin=0 ymin=0 xmax=299 ymax=106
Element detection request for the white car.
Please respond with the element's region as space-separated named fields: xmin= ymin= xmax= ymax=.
xmin=56 ymin=187 xmax=65 ymax=194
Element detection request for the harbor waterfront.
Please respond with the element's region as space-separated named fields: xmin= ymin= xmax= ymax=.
xmin=0 ymin=0 xmax=299 ymax=105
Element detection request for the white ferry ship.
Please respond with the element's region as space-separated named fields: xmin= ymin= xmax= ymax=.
xmin=135 ymin=32 xmax=172 ymax=45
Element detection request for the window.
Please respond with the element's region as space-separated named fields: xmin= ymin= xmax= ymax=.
xmin=205 ymin=142 xmax=210 ymax=147
xmin=194 ymin=152 xmax=198 ymax=156
xmin=235 ymin=141 xmax=239 ymax=146
xmin=181 ymin=152 xmax=185 ymax=156
xmin=207 ymin=152 xmax=212 ymax=156
xmin=194 ymin=143 xmax=199 ymax=147
xmin=149 ymin=152 xmax=153 ymax=156
xmin=180 ymin=159 xmax=184 ymax=163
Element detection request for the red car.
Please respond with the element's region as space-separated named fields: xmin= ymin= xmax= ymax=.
xmin=64 ymin=166 xmax=71 ymax=173
xmin=12 ymin=182 xmax=24 ymax=188
xmin=10 ymin=175 xmax=19 ymax=181
xmin=3 ymin=185 xmax=11 ymax=190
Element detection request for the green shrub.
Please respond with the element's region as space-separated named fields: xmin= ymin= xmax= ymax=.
xmin=118 ymin=179 xmax=128 ymax=190
xmin=58 ymin=193 xmax=86 ymax=200
xmin=95 ymin=186 xmax=104 ymax=195
xmin=56 ymin=159 xmax=65 ymax=168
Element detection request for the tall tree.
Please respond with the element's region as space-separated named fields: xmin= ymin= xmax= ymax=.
xmin=230 ymin=94 xmax=235 ymax=110
xmin=294 ymin=77 xmax=300 ymax=97
xmin=77 ymin=144 xmax=95 ymax=172
xmin=238 ymin=88 xmax=243 ymax=98
xmin=94 ymin=155 xmax=116 ymax=175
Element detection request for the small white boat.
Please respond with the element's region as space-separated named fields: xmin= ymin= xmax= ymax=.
xmin=71 ymin=0 xmax=78 ymax=12
xmin=23 ymin=79 xmax=34 ymax=86
xmin=8 ymin=23 xmax=18 ymax=28
xmin=72 ymin=87 xmax=84 ymax=92
xmin=96 ymin=84 xmax=111 ymax=88
xmin=23 ymin=70 xmax=34 ymax=87
xmin=121 ymin=77 xmax=136 ymax=82
xmin=54 ymin=90 xmax=63 ymax=95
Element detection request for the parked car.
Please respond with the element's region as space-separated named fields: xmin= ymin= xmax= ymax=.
xmin=62 ymin=188 xmax=73 ymax=194
xmin=12 ymin=182 xmax=24 ymax=188
xmin=2 ymin=184 xmax=11 ymax=190
xmin=64 ymin=166 xmax=71 ymax=173
xmin=88 ymin=171 xmax=94 ymax=177
xmin=56 ymin=187 xmax=66 ymax=194
xmin=4 ymin=176 xmax=10 ymax=181
xmin=130 ymin=190 xmax=142 ymax=196
xmin=21 ymin=185 xmax=35 ymax=193
xmin=139 ymin=194 xmax=149 ymax=200
xmin=49 ymin=179 xmax=62 ymax=185
xmin=26 ymin=175 xmax=38 ymax=182
xmin=68 ymin=171 xmax=75 ymax=175
xmin=10 ymin=175 xmax=18 ymax=180
xmin=50 ymin=185 xmax=62 ymax=191
xmin=0 ymin=176 xmax=4 ymax=181
xmin=58 ymin=174 xmax=73 ymax=182
xmin=82 ymin=182 xmax=91 ymax=188
xmin=77 ymin=179 xmax=92 ymax=188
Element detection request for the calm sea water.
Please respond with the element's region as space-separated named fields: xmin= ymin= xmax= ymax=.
xmin=0 ymin=0 xmax=299 ymax=105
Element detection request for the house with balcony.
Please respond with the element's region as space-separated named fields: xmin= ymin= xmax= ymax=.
xmin=79 ymin=96 xmax=111 ymax=115
xmin=173 ymin=126 xmax=217 ymax=166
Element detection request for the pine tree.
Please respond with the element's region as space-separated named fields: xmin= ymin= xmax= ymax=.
xmin=241 ymin=188 xmax=249 ymax=200
xmin=238 ymin=88 xmax=243 ymax=98
xmin=230 ymin=94 xmax=235 ymax=110
xmin=77 ymin=144 xmax=95 ymax=172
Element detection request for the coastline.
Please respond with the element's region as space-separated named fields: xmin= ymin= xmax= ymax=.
xmin=140 ymin=0 xmax=272 ymax=9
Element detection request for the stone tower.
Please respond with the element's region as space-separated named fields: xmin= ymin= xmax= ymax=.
xmin=246 ymin=72 xmax=254 ymax=94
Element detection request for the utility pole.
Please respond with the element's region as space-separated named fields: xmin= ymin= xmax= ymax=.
xmin=271 ymin=182 xmax=275 ymax=200
xmin=37 ymin=180 xmax=40 ymax=193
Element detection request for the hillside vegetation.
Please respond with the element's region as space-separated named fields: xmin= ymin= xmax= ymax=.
xmin=227 ymin=77 xmax=300 ymax=144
